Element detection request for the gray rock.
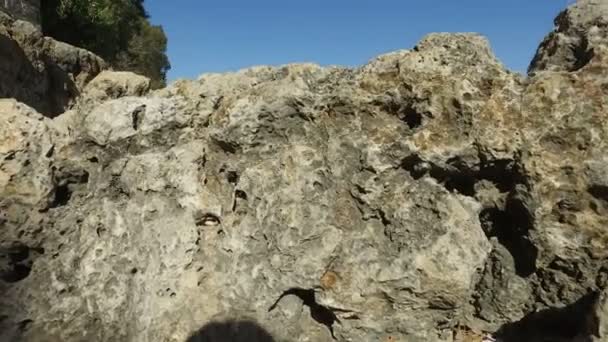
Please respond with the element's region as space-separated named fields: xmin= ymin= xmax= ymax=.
xmin=1 ymin=1 xmax=608 ymax=341
xmin=529 ymin=0 xmax=608 ymax=74
xmin=0 ymin=99 xmax=54 ymax=207
xmin=0 ymin=0 xmax=39 ymax=27
xmin=81 ymin=96 xmax=186 ymax=146
xmin=0 ymin=11 xmax=105 ymax=117
xmin=82 ymin=71 xmax=151 ymax=103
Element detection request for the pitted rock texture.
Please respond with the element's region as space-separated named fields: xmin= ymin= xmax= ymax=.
xmin=1 ymin=1 xmax=608 ymax=342
xmin=529 ymin=0 xmax=608 ymax=74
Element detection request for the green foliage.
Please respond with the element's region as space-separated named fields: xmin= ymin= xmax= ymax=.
xmin=114 ymin=19 xmax=170 ymax=89
xmin=41 ymin=0 xmax=170 ymax=88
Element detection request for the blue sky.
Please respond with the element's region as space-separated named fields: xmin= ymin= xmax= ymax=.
xmin=145 ymin=1 xmax=573 ymax=81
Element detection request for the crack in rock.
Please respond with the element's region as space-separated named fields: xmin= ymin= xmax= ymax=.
xmin=269 ymin=288 xmax=341 ymax=339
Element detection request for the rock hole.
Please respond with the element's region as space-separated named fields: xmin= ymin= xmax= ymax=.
xmin=268 ymin=288 xmax=340 ymax=339
xmin=226 ymin=171 xmax=239 ymax=184
xmin=3 ymin=264 xmax=31 ymax=283
xmin=45 ymin=145 xmax=55 ymax=158
xmin=51 ymin=184 xmax=71 ymax=207
xmin=479 ymin=196 xmax=537 ymax=277
xmin=235 ymin=190 xmax=248 ymax=200
xmin=376 ymin=208 xmax=391 ymax=227
xmin=402 ymin=155 xmax=476 ymax=195
xmin=401 ymin=155 xmax=430 ymax=179
xmin=17 ymin=319 xmax=33 ymax=333
xmin=402 ymin=154 xmax=536 ymax=275
xmin=402 ymin=155 xmax=524 ymax=197
xmin=478 ymin=159 xmax=525 ymax=193
xmin=0 ymin=244 xmax=42 ymax=283
xmin=131 ymin=105 xmax=146 ymax=131
xmin=232 ymin=190 xmax=248 ymax=212
xmin=354 ymin=184 xmax=371 ymax=195
xmin=571 ymin=36 xmax=595 ymax=71
xmin=49 ymin=170 xmax=90 ymax=208
xmin=213 ymin=139 xmax=238 ymax=154
xmin=401 ymin=106 xmax=423 ymax=129
xmin=429 ymin=167 xmax=476 ymax=196
xmin=212 ymin=95 xmax=224 ymax=110
xmin=451 ymin=98 xmax=463 ymax=112
xmin=588 ymin=185 xmax=608 ymax=202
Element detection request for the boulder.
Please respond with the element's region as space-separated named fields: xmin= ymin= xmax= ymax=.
xmin=82 ymin=71 xmax=151 ymax=103
xmin=1 ymin=1 xmax=608 ymax=341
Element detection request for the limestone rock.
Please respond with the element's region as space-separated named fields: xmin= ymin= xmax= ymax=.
xmin=1 ymin=1 xmax=608 ymax=342
xmin=80 ymin=96 xmax=188 ymax=146
xmin=0 ymin=99 xmax=54 ymax=208
xmin=82 ymin=71 xmax=151 ymax=103
xmin=529 ymin=0 xmax=608 ymax=74
xmin=0 ymin=0 xmax=39 ymax=27
xmin=0 ymin=10 xmax=105 ymax=117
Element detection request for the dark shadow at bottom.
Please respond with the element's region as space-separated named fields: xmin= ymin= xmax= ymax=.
xmin=186 ymin=320 xmax=275 ymax=342
xmin=496 ymin=291 xmax=599 ymax=342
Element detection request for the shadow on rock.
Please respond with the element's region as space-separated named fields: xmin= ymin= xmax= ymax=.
xmin=496 ymin=291 xmax=599 ymax=342
xmin=186 ymin=320 xmax=275 ymax=342
xmin=0 ymin=32 xmax=79 ymax=117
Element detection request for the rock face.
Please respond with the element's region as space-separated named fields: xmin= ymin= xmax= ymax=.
xmin=529 ymin=0 xmax=608 ymax=74
xmin=0 ymin=10 xmax=105 ymax=118
xmin=0 ymin=0 xmax=39 ymax=27
xmin=1 ymin=1 xmax=608 ymax=342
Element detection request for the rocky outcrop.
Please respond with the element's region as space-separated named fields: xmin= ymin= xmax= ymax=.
xmin=0 ymin=10 xmax=105 ymax=117
xmin=1 ymin=1 xmax=608 ymax=341
xmin=0 ymin=0 xmax=39 ymax=27
xmin=81 ymin=71 xmax=151 ymax=103
xmin=529 ymin=0 xmax=608 ymax=74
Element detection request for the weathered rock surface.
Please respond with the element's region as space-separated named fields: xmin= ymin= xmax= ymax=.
xmin=82 ymin=71 xmax=151 ymax=104
xmin=0 ymin=10 xmax=105 ymax=118
xmin=1 ymin=1 xmax=608 ymax=342
xmin=0 ymin=0 xmax=39 ymax=27
xmin=529 ymin=0 xmax=608 ymax=74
